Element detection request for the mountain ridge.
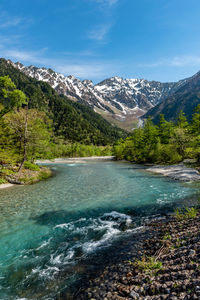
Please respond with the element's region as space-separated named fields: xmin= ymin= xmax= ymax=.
xmin=6 ymin=59 xmax=189 ymax=130
xmin=144 ymin=70 xmax=200 ymax=123
xmin=0 ymin=58 xmax=126 ymax=144
xmin=5 ymin=58 xmax=200 ymax=129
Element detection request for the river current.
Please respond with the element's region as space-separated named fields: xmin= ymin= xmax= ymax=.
xmin=0 ymin=161 xmax=199 ymax=299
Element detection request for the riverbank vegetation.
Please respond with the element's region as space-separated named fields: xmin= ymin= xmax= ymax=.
xmin=114 ymin=108 xmax=200 ymax=164
xmin=0 ymin=74 xmax=114 ymax=184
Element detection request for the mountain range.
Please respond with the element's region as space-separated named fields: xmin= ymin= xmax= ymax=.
xmin=3 ymin=58 xmax=200 ymax=128
xmin=0 ymin=58 xmax=126 ymax=145
xmin=6 ymin=59 xmax=190 ymax=130
xmin=144 ymin=71 xmax=200 ymax=123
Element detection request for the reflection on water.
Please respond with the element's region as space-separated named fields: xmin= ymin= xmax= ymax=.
xmin=0 ymin=161 xmax=199 ymax=299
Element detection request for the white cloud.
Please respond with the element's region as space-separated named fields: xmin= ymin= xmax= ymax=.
xmin=0 ymin=11 xmax=23 ymax=28
xmin=139 ymin=55 xmax=200 ymax=68
xmin=0 ymin=17 xmax=22 ymax=28
xmin=1 ymin=48 xmax=48 ymax=64
xmin=93 ymin=0 xmax=118 ymax=6
xmin=1 ymin=47 xmax=118 ymax=80
xmin=171 ymin=55 xmax=200 ymax=67
xmin=0 ymin=11 xmax=33 ymax=30
xmin=87 ymin=23 xmax=111 ymax=41
xmin=0 ymin=29 xmax=115 ymax=79
xmin=52 ymin=60 xmax=118 ymax=80
xmin=107 ymin=0 xmax=118 ymax=5
xmin=62 ymin=50 xmax=95 ymax=57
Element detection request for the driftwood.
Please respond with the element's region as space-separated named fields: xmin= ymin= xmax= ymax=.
xmin=5 ymin=175 xmax=22 ymax=185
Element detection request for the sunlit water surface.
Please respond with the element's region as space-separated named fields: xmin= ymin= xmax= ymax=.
xmin=0 ymin=161 xmax=199 ymax=299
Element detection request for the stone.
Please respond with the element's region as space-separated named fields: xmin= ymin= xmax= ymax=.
xmin=188 ymin=250 xmax=196 ymax=257
xmin=130 ymin=290 xmax=140 ymax=299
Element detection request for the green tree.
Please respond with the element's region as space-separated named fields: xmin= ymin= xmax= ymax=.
xmin=0 ymin=76 xmax=27 ymax=118
xmin=170 ymin=128 xmax=189 ymax=159
xmin=177 ymin=111 xmax=188 ymax=128
xmin=158 ymin=114 xmax=173 ymax=144
xmin=5 ymin=108 xmax=52 ymax=170
xmin=191 ymin=104 xmax=200 ymax=134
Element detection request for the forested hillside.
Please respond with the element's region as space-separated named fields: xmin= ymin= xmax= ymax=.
xmin=0 ymin=58 xmax=126 ymax=145
xmin=144 ymin=71 xmax=200 ymax=123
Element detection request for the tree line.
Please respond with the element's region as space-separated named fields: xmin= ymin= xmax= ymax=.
xmin=114 ymin=108 xmax=200 ymax=164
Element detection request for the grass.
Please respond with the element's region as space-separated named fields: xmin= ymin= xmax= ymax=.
xmin=19 ymin=168 xmax=52 ymax=184
xmin=24 ymin=161 xmax=40 ymax=171
xmin=0 ymin=162 xmax=52 ymax=186
xmin=162 ymin=233 xmax=172 ymax=241
xmin=0 ymin=178 xmax=7 ymax=184
xmin=175 ymin=207 xmax=198 ymax=220
xmin=0 ymin=168 xmax=14 ymax=175
xmin=133 ymin=256 xmax=163 ymax=274
xmin=38 ymin=169 xmax=52 ymax=180
xmin=0 ymin=167 xmax=15 ymax=184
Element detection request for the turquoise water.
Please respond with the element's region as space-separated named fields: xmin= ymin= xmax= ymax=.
xmin=0 ymin=161 xmax=198 ymax=299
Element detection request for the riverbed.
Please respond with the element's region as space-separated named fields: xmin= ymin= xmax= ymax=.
xmin=0 ymin=161 xmax=199 ymax=299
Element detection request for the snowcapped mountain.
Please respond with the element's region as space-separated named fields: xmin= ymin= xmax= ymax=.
xmin=7 ymin=59 xmax=188 ymax=130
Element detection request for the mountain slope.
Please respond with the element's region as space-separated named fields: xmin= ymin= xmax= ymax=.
xmin=0 ymin=58 xmax=126 ymax=144
xmin=7 ymin=59 xmax=188 ymax=130
xmin=144 ymin=71 xmax=200 ymax=123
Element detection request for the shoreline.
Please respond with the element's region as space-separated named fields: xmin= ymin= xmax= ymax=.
xmin=36 ymin=156 xmax=115 ymax=164
xmin=0 ymin=183 xmax=14 ymax=189
xmin=2 ymin=160 xmax=200 ymax=190
xmin=75 ymin=209 xmax=200 ymax=299
xmin=0 ymin=166 xmax=52 ymax=190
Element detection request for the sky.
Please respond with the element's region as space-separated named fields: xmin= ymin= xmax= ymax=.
xmin=1 ymin=0 xmax=200 ymax=83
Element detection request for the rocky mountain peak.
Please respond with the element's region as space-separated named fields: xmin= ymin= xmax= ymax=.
xmin=7 ymin=58 xmax=192 ymax=130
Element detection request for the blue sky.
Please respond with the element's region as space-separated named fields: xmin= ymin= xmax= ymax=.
xmin=0 ymin=0 xmax=200 ymax=83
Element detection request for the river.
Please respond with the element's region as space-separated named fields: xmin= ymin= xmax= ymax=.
xmin=0 ymin=161 xmax=199 ymax=299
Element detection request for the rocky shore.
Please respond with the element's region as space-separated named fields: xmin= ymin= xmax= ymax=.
xmin=75 ymin=209 xmax=200 ymax=300
xmin=36 ymin=156 xmax=115 ymax=164
xmin=147 ymin=163 xmax=200 ymax=182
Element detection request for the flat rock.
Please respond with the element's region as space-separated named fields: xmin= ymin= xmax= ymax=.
xmin=147 ymin=163 xmax=200 ymax=182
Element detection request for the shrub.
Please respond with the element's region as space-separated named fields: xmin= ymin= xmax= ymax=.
xmin=38 ymin=169 xmax=52 ymax=180
xmin=0 ymin=168 xmax=14 ymax=175
xmin=0 ymin=178 xmax=7 ymax=184
xmin=175 ymin=207 xmax=198 ymax=220
xmin=133 ymin=256 xmax=163 ymax=273
xmin=24 ymin=161 xmax=40 ymax=171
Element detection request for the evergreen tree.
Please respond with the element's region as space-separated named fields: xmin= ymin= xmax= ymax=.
xmin=177 ymin=111 xmax=188 ymax=128
xmin=191 ymin=104 xmax=200 ymax=134
xmin=0 ymin=76 xmax=27 ymax=118
xmin=158 ymin=114 xmax=173 ymax=144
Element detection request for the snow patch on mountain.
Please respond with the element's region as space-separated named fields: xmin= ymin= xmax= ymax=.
xmin=7 ymin=59 xmax=188 ymax=129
